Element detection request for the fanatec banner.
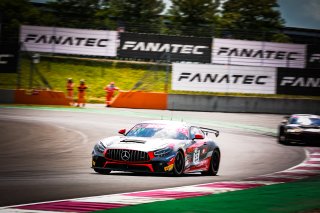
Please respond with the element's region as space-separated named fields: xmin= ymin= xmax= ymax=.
xmin=172 ymin=63 xmax=276 ymax=94
xmin=212 ymin=38 xmax=306 ymax=68
xmin=119 ymin=33 xmax=212 ymax=63
xmin=20 ymin=25 xmax=118 ymax=56
xmin=277 ymin=68 xmax=320 ymax=96
xmin=0 ymin=43 xmax=19 ymax=73
xmin=306 ymin=44 xmax=320 ymax=69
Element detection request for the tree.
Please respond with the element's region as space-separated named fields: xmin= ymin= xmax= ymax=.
xmin=0 ymin=0 xmax=44 ymax=41
xmin=47 ymin=0 xmax=103 ymax=28
xmin=167 ymin=0 xmax=220 ymax=37
xmin=220 ymin=0 xmax=289 ymax=41
xmin=100 ymin=0 xmax=165 ymax=33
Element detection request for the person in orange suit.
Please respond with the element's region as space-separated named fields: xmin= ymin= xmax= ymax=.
xmin=104 ymin=82 xmax=119 ymax=107
xmin=66 ymin=78 xmax=74 ymax=105
xmin=77 ymin=79 xmax=88 ymax=107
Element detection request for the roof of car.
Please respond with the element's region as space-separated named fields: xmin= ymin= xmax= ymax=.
xmin=291 ymin=114 xmax=319 ymax=116
xmin=291 ymin=114 xmax=320 ymax=118
xmin=140 ymin=120 xmax=189 ymax=126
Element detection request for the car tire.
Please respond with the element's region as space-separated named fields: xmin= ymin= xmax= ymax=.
xmin=172 ymin=151 xmax=185 ymax=176
xmin=278 ymin=134 xmax=289 ymax=145
xmin=94 ymin=168 xmax=111 ymax=175
xmin=278 ymin=128 xmax=288 ymax=145
xmin=202 ymin=149 xmax=220 ymax=176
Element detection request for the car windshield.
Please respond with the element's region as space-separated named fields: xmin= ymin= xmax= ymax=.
xmin=126 ymin=123 xmax=189 ymax=140
xmin=289 ymin=116 xmax=320 ymax=126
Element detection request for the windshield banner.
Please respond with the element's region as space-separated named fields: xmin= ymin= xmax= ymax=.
xmin=20 ymin=25 xmax=118 ymax=57
xmin=211 ymin=38 xmax=306 ymax=68
xmin=172 ymin=63 xmax=276 ymax=94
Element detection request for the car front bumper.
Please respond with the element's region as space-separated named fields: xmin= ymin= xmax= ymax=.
xmin=285 ymin=132 xmax=320 ymax=143
xmin=92 ymin=155 xmax=175 ymax=173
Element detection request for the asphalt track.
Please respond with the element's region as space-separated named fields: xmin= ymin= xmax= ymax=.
xmin=0 ymin=105 xmax=305 ymax=207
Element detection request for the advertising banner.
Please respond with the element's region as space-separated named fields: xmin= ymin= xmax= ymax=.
xmin=277 ymin=68 xmax=320 ymax=96
xmin=172 ymin=63 xmax=276 ymax=94
xmin=20 ymin=25 xmax=118 ymax=56
xmin=306 ymin=44 xmax=320 ymax=69
xmin=119 ymin=33 xmax=212 ymax=63
xmin=0 ymin=42 xmax=19 ymax=73
xmin=212 ymin=38 xmax=306 ymax=68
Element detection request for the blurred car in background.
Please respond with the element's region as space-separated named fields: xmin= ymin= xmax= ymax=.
xmin=278 ymin=114 xmax=320 ymax=145
xmin=92 ymin=120 xmax=220 ymax=176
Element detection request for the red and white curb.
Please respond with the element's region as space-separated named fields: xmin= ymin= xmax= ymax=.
xmin=1 ymin=147 xmax=320 ymax=213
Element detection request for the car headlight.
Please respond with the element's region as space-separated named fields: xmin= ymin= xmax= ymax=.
xmin=96 ymin=141 xmax=106 ymax=153
xmin=287 ymin=128 xmax=303 ymax=133
xmin=154 ymin=147 xmax=172 ymax=157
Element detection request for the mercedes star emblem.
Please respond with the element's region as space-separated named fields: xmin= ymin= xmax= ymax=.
xmin=121 ymin=150 xmax=130 ymax=161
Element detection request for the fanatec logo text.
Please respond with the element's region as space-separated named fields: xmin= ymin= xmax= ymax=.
xmin=178 ymin=72 xmax=269 ymax=85
xmin=0 ymin=54 xmax=14 ymax=64
xmin=122 ymin=41 xmax=208 ymax=54
xmin=24 ymin=34 xmax=109 ymax=47
xmin=280 ymin=77 xmax=320 ymax=87
xmin=217 ymin=47 xmax=299 ymax=60
xmin=309 ymin=54 xmax=320 ymax=62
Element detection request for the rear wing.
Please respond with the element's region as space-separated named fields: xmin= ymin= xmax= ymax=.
xmin=200 ymin=127 xmax=219 ymax=137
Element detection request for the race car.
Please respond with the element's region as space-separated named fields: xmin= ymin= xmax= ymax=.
xmin=92 ymin=120 xmax=220 ymax=176
xmin=278 ymin=114 xmax=320 ymax=145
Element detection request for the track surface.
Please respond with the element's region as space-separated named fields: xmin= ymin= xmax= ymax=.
xmin=0 ymin=106 xmax=305 ymax=207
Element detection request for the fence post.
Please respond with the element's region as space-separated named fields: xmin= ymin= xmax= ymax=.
xmin=165 ymin=53 xmax=171 ymax=93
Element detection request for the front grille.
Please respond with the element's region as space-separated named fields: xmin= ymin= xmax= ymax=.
xmin=106 ymin=149 xmax=150 ymax=162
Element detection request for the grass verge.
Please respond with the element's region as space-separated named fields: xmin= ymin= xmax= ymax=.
xmin=95 ymin=176 xmax=320 ymax=213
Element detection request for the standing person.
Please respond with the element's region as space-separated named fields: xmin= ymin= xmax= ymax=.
xmin=77 ymin=79 xmax=88 ymax=107
xmin=66 ymin=78 xmax=74 ymax=105
xmin=104 ymin=82 xmax=119 ymax=107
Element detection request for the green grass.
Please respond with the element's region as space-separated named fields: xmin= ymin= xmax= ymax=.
xmin=0 ymin=55 xmax=319 ymax=103
xmin=0 ymin=56 xmax=168 ymax=103
xmin=96 ymin=176 xmax=320 ymax=213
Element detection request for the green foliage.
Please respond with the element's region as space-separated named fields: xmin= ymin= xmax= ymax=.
xmin=100 ymin=0 xmax=165 ymax=33
xmin=46 ymin=0 xmax=104 ymax=28
xmin=220 ymin=0 xmax=286 ymax=41
xmin=167 ymin=0 xmax=220 ymax=37
xmin=0 ymin=0 xmax=52 ymax=41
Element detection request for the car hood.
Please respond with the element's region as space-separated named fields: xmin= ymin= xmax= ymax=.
xmin=100 ymin=136 xmax=179 ymax=152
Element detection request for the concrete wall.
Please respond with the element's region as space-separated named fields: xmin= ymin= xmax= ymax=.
xmin=168 ymin=94 xmax=320 ymax=114
xmin=0 ymin=90 xmax=15 ymax=104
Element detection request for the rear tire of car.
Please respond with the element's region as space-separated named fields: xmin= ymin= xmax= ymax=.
xmin=173 ymin=151 xmax=185 ymax=176
xmin=94 ymin=168 xmax=111 ymax=175
xmin=202 ymin=149 xmax=220 ymax=176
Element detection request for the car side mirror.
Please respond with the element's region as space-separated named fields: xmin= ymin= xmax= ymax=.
xmin=193 ymin=134 xmax=204 ymax=140
xmin=118 ymin=129 xmax=126 ymax=135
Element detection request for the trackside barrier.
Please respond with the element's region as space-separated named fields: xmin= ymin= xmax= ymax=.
xmin=14 ymin=89 xmax=69 ymax=105
xmin=168 ymin=94 xmax=320 ymax=114
xmin=0 ymin=90 xmax=15 ymax=104
xmin=111 ymin=91 xmax=167 ymax=110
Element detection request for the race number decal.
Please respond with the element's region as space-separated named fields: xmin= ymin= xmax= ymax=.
xmin=193 ymin=148 xmax=200 ymax=164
